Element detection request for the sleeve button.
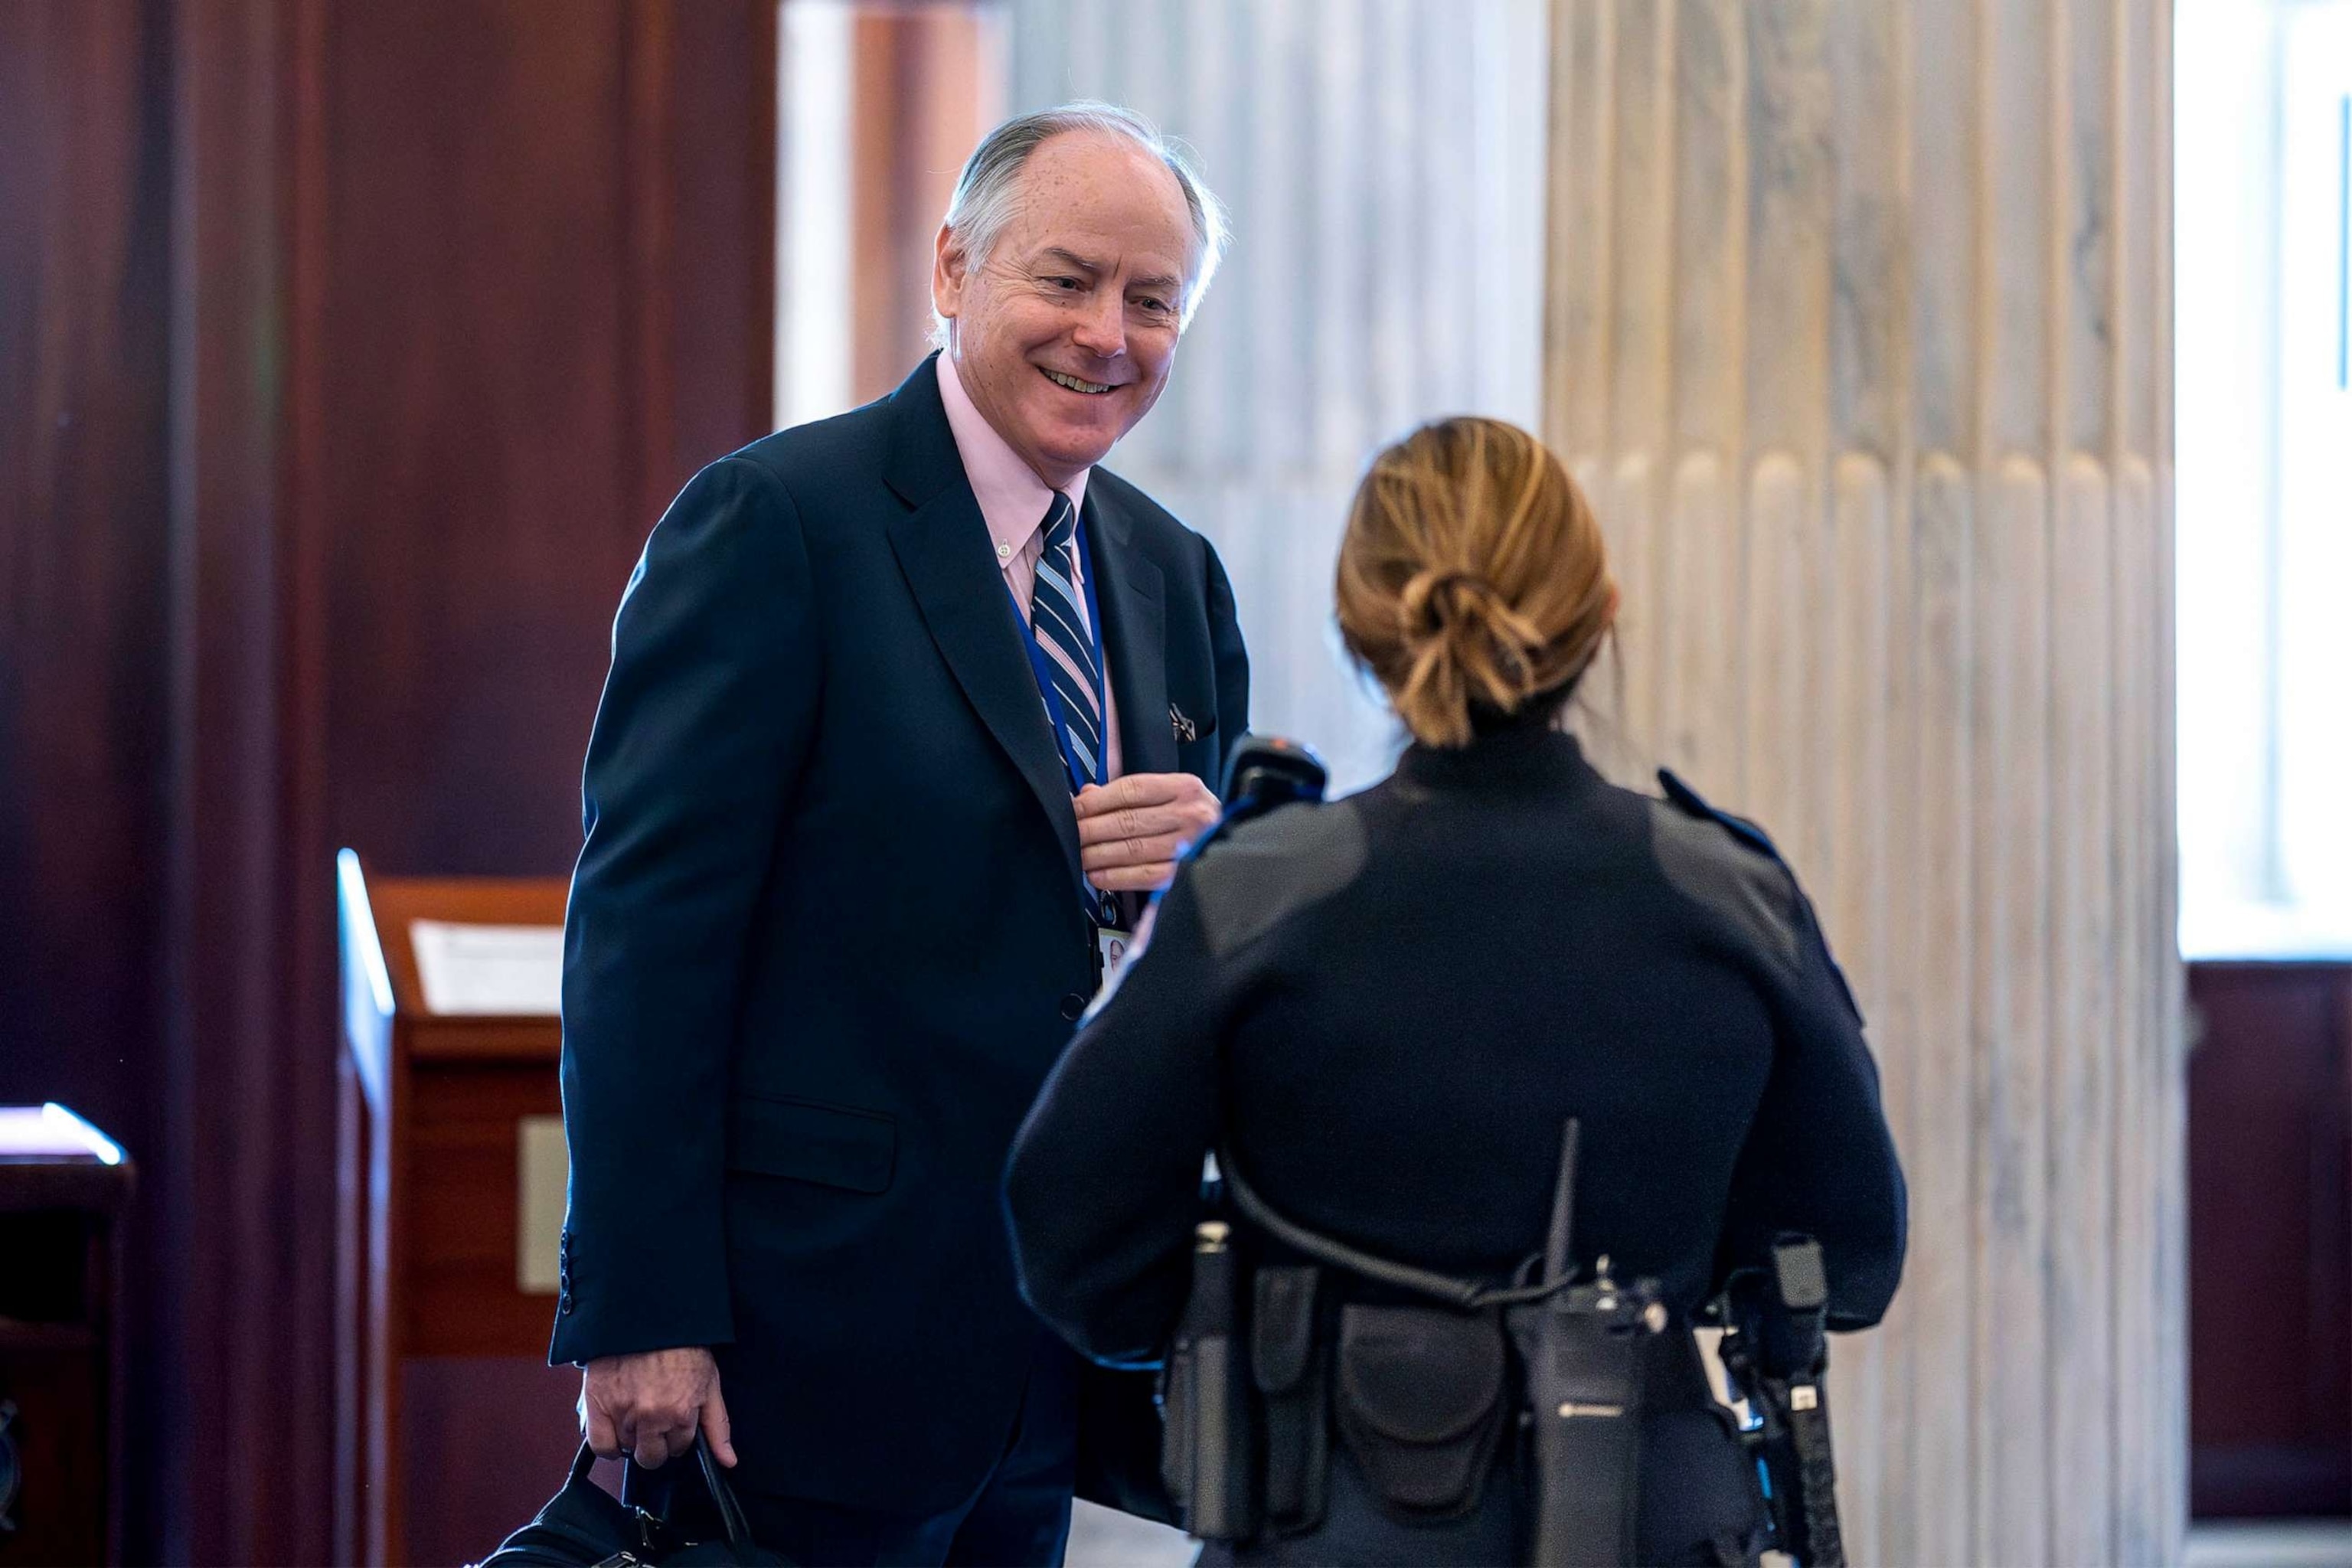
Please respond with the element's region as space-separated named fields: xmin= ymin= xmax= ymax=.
xmin=1059 ymin=993 xmax=1087 ymax=1022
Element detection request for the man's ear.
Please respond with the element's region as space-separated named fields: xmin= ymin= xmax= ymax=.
xmin=932 ymin=224 xmax=965 ymax=328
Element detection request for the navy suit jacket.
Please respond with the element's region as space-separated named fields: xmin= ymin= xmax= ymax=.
xmin=550 ymin=355 xmax=1250 ymax=1512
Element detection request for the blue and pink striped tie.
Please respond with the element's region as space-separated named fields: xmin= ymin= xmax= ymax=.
xmin=1031 ymin=492 xmax=1105 ymax=794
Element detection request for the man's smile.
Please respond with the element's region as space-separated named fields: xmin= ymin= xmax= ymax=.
xmin=1041 ymin=368 xmax=1116 ymax=395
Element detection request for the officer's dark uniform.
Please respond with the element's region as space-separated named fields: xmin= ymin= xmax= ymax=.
xmin=1003 ymin=720 xmax=1908 ymax=1566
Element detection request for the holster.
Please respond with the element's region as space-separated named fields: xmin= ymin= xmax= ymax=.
xmin=1782 ymin=1384 xmax=1841 ymax=1566
xmin=1250 ymin=1266 xmax=1329 ymax=1534
xmin=1719 ymin=1236 xmax=1843 ymax=1567
xmin=1161 ymin=1227 xmax=1256 ymax=1540
xmin=1333 ymin=1303 xmax=1511 ymax=1523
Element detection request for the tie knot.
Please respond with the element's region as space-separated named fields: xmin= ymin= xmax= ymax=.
xmin=1041 ymin=492 xmax=1077 ymax=550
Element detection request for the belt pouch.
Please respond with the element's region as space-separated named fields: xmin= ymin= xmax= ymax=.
xmin=1250 ymin=1266 xmax=1328 ymax=1532
xmin=1333 ymin=1303 xmax=1508 ymax=1522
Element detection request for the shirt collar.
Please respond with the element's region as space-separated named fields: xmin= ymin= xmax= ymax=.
xmin=935 ymin=350 xmax=1092 ymax=560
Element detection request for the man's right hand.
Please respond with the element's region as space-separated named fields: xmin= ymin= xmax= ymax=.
xmin=580 ymin=1346 xmax=736 ymax=1471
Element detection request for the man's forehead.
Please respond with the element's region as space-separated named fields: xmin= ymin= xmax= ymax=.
xmin=1006 ymin=134 xmax=1193 ymax=248
xmin=1022 ymin=128 xmax=1184 ymax=192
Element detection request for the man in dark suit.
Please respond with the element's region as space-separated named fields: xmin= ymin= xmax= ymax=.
xmin=547 ymin=103 xmax=1247 ymax=1564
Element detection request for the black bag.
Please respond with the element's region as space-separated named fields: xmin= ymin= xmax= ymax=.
xmin=476 ymin=1437 xmax=786 ymax=1567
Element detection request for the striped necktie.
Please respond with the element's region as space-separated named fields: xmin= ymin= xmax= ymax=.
xmin=1030 ymin=492 xmax=1105 ymax=794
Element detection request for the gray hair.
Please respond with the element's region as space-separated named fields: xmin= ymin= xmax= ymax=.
xmin=930 ymin=101 xmax=1230 ymax=350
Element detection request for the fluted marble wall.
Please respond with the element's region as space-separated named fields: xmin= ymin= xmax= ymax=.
xmin=1008 ymin=0 xmax=1551 ymax=792
xmin=1545 ymin=2 xmax=2182 ymax=1563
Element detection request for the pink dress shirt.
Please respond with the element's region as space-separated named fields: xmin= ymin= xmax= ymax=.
xmin=936 ymin=351 xmax=1125 ymax=783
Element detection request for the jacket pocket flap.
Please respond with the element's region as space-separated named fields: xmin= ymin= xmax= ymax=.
xmin=1251 ymin=1266 xmax=1321 ymax=1393
xmin=726 ymin=1095 xmax=896 ymax=1194
xmin=1336 ymin=1304 xmax=1505 ymax=1446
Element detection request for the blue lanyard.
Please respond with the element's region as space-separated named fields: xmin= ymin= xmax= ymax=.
xmin=1004 ymin=506 xmax=1112 ymax=796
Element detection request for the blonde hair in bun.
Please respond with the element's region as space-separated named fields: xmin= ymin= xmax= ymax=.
xmin=1336 ymin=417 xmax=1615 ymax=750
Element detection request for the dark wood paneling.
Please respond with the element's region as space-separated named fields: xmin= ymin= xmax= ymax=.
xmin=2189 ymin=962 xmax=2352 ymax=1518
xmin=317 ymin=0 xmax=776 ymax=881
xmin=0 ymin=8 xmax=172 ymax=1128
xmin=0 ymin=1344 xmax=106 ymax=1565
xmin=404 ymin=1065 xmax=566 ymax=1357
xmin=163 ymin=7 xmax=338 ymax=1563
xmin=0 ymin=3 xmax=776 ymax=1559
xmin=0 ymin=5 xmax=174 ymax=1562
xmin=319 ymin=2 xmax=646 ymax=880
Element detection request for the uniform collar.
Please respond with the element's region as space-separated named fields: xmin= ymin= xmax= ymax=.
xmin=1393 ymin=722 xmax=1602 ymax=795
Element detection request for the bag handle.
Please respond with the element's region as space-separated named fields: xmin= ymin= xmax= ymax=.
xmin=566 ymin=1440 xmax=601 ymax=1489
xmin=611 ymin=1434 xmax=755 ymax=1547
xmin=691 ymin=1434 xmax=755 ymax=1546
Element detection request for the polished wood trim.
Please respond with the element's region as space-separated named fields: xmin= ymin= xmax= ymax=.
xmin=0 ymin=1164 xmax=138 ymax=1216
xmin=338 ymin=851 xmax=397 ymax=1108
xmin=340 ymin=858 xmax=572 ymax=1563
xmin=359 ymin=874 xmax=568 ymax=1024
xmin=403 ymin=1066 xmax=567 ymax=1356
xmin=407 ymin=1028 xmax=567 ymax=1065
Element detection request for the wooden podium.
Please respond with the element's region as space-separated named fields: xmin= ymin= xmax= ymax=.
xmin=335 ymin=851 xmax=594 ymax=1567
xmin=0 ymin=1105 xmax=133 ymax=1566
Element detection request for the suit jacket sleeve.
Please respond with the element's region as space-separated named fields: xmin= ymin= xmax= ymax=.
xmin=551 ymin=456 xmax=818 ymax=1365
xmin=1717 ymin=876 xmax=1909 ymax=1331
xmin=1202 ymin=535 xmax=1250 ymax=773
xmin=1004 ymin=868 xmax=1232 ymax=1367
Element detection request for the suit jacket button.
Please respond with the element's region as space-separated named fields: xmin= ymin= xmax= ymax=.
xmin=1060 ymin=993 xmax=1087 ymax=1021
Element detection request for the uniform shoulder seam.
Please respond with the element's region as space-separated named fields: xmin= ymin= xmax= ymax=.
xmin=1655 ymin=767 xmax=1781 ymax=861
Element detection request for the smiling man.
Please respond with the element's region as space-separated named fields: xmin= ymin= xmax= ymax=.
xmin=548 ymin=105 xmax=1246 ymax=1564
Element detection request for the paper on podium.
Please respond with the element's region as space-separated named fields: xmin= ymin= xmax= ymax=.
xmin=517 ymin=1115 xmax=567 ymax=1293
xmin=409 ymin=920 xmax=564 ymax=1015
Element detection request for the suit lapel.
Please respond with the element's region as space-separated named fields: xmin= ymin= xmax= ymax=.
xmin=883 ymin=359 xmax=1084 ymax=888
xmin=1085 ymin=488 xmax=1177 ymax=779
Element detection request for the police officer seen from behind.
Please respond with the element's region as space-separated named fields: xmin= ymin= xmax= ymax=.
xmin=1004 ymin=416 xmax=1906 ymax=1566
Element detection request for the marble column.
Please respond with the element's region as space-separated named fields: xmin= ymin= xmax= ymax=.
xmin=1544 ymin=2 xmax=2181 ymax=1563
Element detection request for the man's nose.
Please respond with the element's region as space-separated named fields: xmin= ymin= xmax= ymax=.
xmin=1070 ymin=289 xmax=1126 ymax=358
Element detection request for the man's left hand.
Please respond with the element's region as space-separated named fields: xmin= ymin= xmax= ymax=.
xmin=1076 ymin=773 xmax=1220 ymax=893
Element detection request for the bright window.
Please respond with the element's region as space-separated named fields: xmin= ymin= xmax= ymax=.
xmin=2178 ymin=0 xmax=2352 ymax=958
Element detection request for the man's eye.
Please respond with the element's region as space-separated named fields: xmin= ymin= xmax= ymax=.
xmin=1133 ymin=296 xmax=1174 ymax=315
xmin=1047 ymin=276 xmax=1082 ymax=291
